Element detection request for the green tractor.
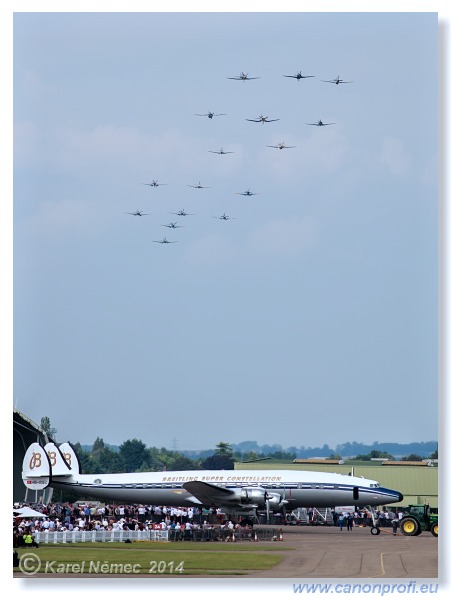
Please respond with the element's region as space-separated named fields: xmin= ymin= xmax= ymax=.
xmin=399 ymin=504 xmax=438 ymax=537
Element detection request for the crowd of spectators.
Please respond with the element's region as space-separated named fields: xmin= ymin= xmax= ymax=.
xmin=13 ymin=501 xmax=405 ymax=547
xmin=13 ymin=501 xmax=254 ymax=546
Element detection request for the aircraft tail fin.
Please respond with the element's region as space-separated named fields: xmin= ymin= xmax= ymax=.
xmin=22 ymin=442 xmax=51 ymax=490
xmin=58 ymin=442 xmax=81 ymax=475
xmin=44 ymin=442 xmax=72 ymax=476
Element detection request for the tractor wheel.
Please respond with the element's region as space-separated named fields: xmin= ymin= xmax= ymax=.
xmin=370 ymin=527 xmax=380 ymax=535
xmin=431 ymin=523 xmax=438 ymax=537
xmin=400 ymin=517 xmax=420 ymax=536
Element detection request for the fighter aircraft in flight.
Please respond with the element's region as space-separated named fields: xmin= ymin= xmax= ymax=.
xmin=235 ymin=189 xmax=260 ymax=196
xmin=322 ymin=75 xmax=353 ymax=85
xmin=266 ymin=141 xmax=296 ymax=149
xmin=213 ymin=213 xmax=236 ymax=220
xmin=188 ymin=181 xmax=210 ymax=189
xmin=306 ymin=119 xmax=335 ymax=126
xmin=169 ymin=209 xmax=195 ymax=217
xmin=283 ymin=70 xmax=315 ymax=80
xmin=22 ymin=441 xmax=404 ymax=519
xmin=153 ymin=237 xmax=178 ymax=244
xmin=246 ymin=114 xmax=280 ymax=124
xmin=208 ymin=147 xmax=234 ymax=155
xmin=227 ymin=72 xmax=260 ymax=81
xmin=195 ymin=111 xmax=226 ymax=119
xmin=125 ymin=209 xmax=149 ymax=216
xmin=142 ymin=180 xmax=167 ymax=187
xmin=162 ymin=222 xmax=184 ymax=229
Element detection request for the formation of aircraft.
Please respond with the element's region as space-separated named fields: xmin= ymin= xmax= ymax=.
xmin=131 ymin=67 xmax=354 ymax=246
xmin=266 ymin=141 xmax=296 ymax=149
xmin=142 ymin=180 xmax=167 ymax=187
xmin=22 ymin=442 xmax=403 ymax=518
xmin=306 ymin=119 xmax=335 ymax=126
xmin=195 ymin=111 xmax=226 ymax=119
xmin=284 ymin=70 xmax=315 ymax=80
xmin=322 ymin=75 xmax=353 ymax=85
xmin=153 ymin=237 xmax=178 ymax=244
xmin=208 ymin=147 xmax=234 ymax=154
xmin=227 ymin=71 xmax=260 ymax=81
xmin=246 ymin=114 xmax=280 ymax=124
xmin=125 ymin=209 xmax=149 ymax=216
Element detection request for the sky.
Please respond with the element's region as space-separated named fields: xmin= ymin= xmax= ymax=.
xmin=8 ymin=5 xmax=442 ymax=454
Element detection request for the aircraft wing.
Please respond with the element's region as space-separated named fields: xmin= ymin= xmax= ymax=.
xmin=183 ymin=481 xmax=237 ymax=506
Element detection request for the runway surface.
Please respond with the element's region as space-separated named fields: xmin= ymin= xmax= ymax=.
xmin=248 ymin=525 xmax=438 ymax=579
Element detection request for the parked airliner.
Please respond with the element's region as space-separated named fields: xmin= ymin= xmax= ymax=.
xmin=22 ymin=442 xmax=403 ymax=515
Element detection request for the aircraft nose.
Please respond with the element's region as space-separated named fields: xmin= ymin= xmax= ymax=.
xmin=398 ymin=492 xmax=404 ymax=502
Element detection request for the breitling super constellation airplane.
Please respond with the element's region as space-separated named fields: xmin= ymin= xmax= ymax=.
xmin=22 ymin=442 xmax=403 ymax=516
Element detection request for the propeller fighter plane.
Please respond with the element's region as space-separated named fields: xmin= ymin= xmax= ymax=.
xmin=284 ymin=70 xmax=315 ymax=80
xmin=246 ymin=114 xmax=280 ymax=124
xmin=125 ymin=209 xmax=149 ymax=216
xmin=235 ymin=189 xmax=260 ymax=196
xmin=142 ymin=180 xmax=167 ymax=187
xmin=209 ymin=147 xmax=234 ymax=155
xmin=306 ymin=119 xmax=335 ymax=126
xmin=153 ymin=237 xmax=178 ymax=244
xmin=162 ymin=222 xmax=184 ymax=229
xmin=170 ymin=209 xmax=195 ymax=217
xmin=188 ymin=181 xmax=210 ymax=189
xmin=214 ymin=213 xmax=236 ymax=220
xmin=227 ymin=72 xmax=260 ymax=81
xmin=267 ymin=141 xmax=296 ymax=149
xmin=322 ymin=75 xmax=353 ymax=85
xmin=195 ymin=111 xmax=226 ymax=119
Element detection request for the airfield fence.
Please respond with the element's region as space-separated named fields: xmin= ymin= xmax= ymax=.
xmin=33 ymin=527 xmax=282 ymax=544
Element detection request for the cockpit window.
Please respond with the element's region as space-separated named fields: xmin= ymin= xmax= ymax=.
xmin=369 ymin=482 xmax=381 ymax=488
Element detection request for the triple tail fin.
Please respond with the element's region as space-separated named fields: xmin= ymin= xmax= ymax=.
xmin=22 ymin=441 xmax=80 ymax=490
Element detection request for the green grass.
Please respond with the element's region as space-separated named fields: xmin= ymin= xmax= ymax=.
xmin=14 ymin=541 xmax=291 ymax=576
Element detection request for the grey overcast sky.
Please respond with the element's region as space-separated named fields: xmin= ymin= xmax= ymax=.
xmin=8 ymin=3 xmax=444 ymax=453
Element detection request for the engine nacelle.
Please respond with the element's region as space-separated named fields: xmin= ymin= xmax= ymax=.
xmin=266 ymin=493 xmax=284 ymax=511
xmin=240 ymin=487 xmax=267 ymax=506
